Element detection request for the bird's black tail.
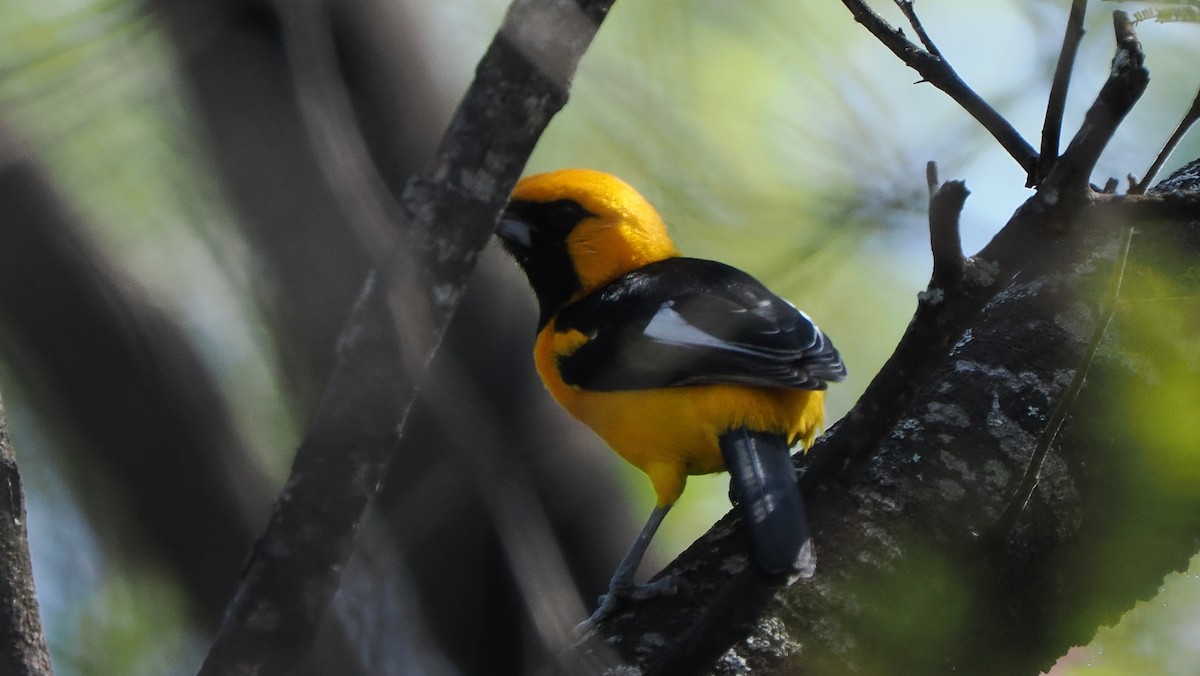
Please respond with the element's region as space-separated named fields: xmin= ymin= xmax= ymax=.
xmin=719 ymin=427 xmax=815 ymax=583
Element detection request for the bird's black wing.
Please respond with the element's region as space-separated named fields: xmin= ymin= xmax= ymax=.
xmin=554 ymin=257 xmax=846 ymax=392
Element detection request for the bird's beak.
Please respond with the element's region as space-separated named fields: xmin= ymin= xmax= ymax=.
xmin=495 ymin=213 xmax=534 ymax=250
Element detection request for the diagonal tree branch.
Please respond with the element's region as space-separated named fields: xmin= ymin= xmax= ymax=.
xmin=1133 ymin=84 xmax=1200 ymax=194
xmin=576 ymin=11 xmax=1197 ymax=673
xmin=839 ymin=0 xmax=1039 ymax=177
xmin=198 ymin=1 xmax=617 ymax=673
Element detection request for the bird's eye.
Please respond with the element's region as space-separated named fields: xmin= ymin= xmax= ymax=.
xmin=546 ymin=199 xmax=595 ymax=229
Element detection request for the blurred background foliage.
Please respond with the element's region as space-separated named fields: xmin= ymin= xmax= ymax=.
xmin=0 ymin=0 xmax=1196 ymax=673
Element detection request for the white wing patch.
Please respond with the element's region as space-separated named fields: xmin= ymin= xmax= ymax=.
xmin=642 ymin=302 xmax=761 ymax=356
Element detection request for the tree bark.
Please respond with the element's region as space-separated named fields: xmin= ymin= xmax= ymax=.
xmin=0 ymin=394 xmax=53 ymax=675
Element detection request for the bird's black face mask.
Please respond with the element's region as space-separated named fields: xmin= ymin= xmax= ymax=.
xmin=496 ymin=198 xmax=594 ymax=327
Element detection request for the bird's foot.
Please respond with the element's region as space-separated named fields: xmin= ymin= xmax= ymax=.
xmin=627 ymin=574 xmax=680 ymax=601
xmin=574 ymin=575 xmax=682 ymax=635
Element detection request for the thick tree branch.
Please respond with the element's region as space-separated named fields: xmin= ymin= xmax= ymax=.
xmin=198 ymin=1 xmax=616 ymax=673
xmin=995 ymin=219 xmax=1134 ymax=538
xmin=0 ymin=395 xmax=53 ymax=676
xmin=573 ymin=9 xmax=1192 ymax=660
xmin=839 ymin=0 xmax=1038 ymax=177
xmin=583 ymin=154 xmax=1200 ymax=674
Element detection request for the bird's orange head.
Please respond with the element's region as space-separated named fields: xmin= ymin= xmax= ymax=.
xmin=497 ymin=169 xmax=679 ymax=326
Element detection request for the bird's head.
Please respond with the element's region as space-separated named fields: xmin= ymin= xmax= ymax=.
xmin=497 ymin=169 xmax=680 ymax=321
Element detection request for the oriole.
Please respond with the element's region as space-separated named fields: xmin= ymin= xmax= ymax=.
xmin=496 ymin=168 xmax=846 ymax=624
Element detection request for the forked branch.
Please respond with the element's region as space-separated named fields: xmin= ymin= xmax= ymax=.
xmin=1041 ymin=11 xmax=1149 ymax=198
xmin=1037 ymin=0 xmax=1089 ymax=185
xmin=840 ymin=0 xmax=1038 ymax=177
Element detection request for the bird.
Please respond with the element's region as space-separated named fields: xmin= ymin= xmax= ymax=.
xmin=494 ymin=168 xmax=846 ymax=626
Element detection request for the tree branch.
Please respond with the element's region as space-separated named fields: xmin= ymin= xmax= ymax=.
xmin=571 ymin=7 xmax=1191 ymax=673
xmin=1087 ymin=189 xmax=1200 ymax=222
xmin=894 ymin=0 xmax=942 ymax=57
xmin=198 ymin=1 xmax=617 ymax=673
xmin=1041 ymin=11 xmax=1149 ymax=199
xmin=928 ymin=176 xmax=968 ymax=289
xmin=1036 ymin=0 xmax=1088 ymax=186
xmin=1133 ymin=84 xmax=1200 ymax=194
xmin=582 ymin=155 xmax=1200 ymax=674
xmin=994 ymin=217 xmax=1134 ymax=539
xmin=0 ymin=395 xmax=53 ymax=676
xmin=839 ymin=0 xmax=1038 ymax=177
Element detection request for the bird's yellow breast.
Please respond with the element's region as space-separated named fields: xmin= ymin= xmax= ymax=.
xmin=534 ymin=323 xmax=825 ymax=508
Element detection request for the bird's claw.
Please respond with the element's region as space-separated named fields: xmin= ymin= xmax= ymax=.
xmin=573 ymin=575 xmax=682 ymax=635
xmin=628 ymin=575 xmax=679 ymax=600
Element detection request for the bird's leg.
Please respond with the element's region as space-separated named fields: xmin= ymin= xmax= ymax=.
xmin=577 ymin=505 xmax=677 ymax=630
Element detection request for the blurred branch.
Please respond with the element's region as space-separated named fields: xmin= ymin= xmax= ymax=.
xmin=276 ymin=0 xmax=404 ymax=258
xmin=0 ymin=395 xmax=54 ymax=676
xmin=198 ymin=0 xmax=617 ymax=673
xmin=839 ymin=0 xmax=1039 ymax=178
xmin=0 ymin=130 xmax=268 ymax=630
xmin=1036 ymin=0 xmax=1088 ymax=186
xmin=152 ymin=0 xmax=387 ymax=414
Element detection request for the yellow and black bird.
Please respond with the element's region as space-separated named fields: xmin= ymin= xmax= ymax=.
xmin=495 ymin=168 xmax=845 ymax=624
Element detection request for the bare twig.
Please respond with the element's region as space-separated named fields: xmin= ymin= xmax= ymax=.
xmin=929 ymin=180 xmax=969 ymax=288
xmin=839 ymin=0 xmax=1038 ymax=176
xmin=0 ymin=396 xmax=54 ymax=676
xmin=1132 ymin=85 xmax=1200 ymax=194
xmin=1036 ymin=0 xmax=1089 ymax=186
xmin=894 ymin=0 xmax=942 ymax=57
xmin=1041 ymin=11 xmax=1148 ymax=200
xmin=198 ymin=1 xmax=617 ymax=673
